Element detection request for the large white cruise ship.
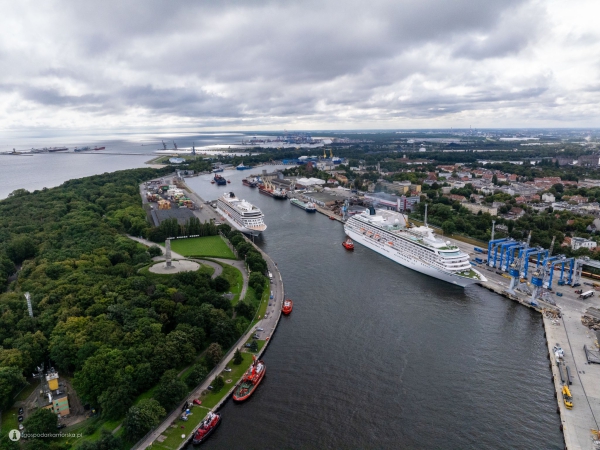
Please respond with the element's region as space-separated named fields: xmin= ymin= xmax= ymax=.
xmin=216 ymin=192 xmax=267 ymax=236
xmin=344 ymin=208 xmax=486 ymax=287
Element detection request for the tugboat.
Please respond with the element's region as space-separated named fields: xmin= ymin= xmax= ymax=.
xmin=342 ymin=238 xmax=354 ymax=251
xmin=192 ymin=412 xmax=221 ymax=445
xmin=214 ymin=174 xmax=227 ymax=186
xmin=282 ymin=298 xmax=293 ymax=315
xmin=233 ymin=356 xmax=266 ymax=402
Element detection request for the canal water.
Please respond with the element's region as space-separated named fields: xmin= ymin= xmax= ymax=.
xmin=184 ymin=169 xmax=563 ymax=449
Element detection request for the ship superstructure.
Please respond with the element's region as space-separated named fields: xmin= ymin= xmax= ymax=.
xmin=344 ymin=209 xmax=485 ymax=287
xmin=216 ymin=192 xmax=267 ymax=236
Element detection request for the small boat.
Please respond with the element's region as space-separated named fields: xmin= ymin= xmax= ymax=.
xmin=227 ymin=180 xmax=231 ymax=183
xmin=342 ymin=238 xmax=354 ymax=251
xmin=211 ymin=180 xmax=216 ymax=184
xmin=236 ymin=162 xmax=251 ymax=170
xmin=192 ymin=412 xmax=221 ymax=445
xmin=214 ymin=174 xmax=227 ymax=185
xmin=282 ymin=298 xmax=293 ymax=315
xmin=233 ymin=356 xmax=266 ymax=402
xmin=91 ymin=146 xmax=105 ymax=151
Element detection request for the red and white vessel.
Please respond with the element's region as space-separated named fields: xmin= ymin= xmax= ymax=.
xmin=232 ymin=356 xmax=266 ymax=402
xmin=282 ymin=298 xmax=293 ymax=315
xmin=342 ymin=238 xmax=354 ymax=251
xmin=192 ymin=411 xmax=221 ymax=445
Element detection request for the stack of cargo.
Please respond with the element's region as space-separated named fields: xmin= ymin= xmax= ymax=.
xmin=158 ymin=200 xmax=171 ymax=210
xmin=581 ymin=307 xmax=600 ymax=330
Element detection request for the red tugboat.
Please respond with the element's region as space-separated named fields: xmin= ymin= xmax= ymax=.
xmin=232 ymin=356 xmax=266 ymax=402
xmin=192 ymin=411 xmax=221 ymax=445
xmin=342 ymin=238 xmax=354 ymax=251
xmin=282 ymin=298 xmax=293 ymax=315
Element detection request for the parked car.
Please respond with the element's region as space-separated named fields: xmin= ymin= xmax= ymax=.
xmin=18 ymin=407 xmax=23 ymax=415
xmin=223 ymin=367 xmax=232 ymax=372
xmin=57 ymin=423 xmax=66 ymax=429
xmin=256 ymin=327 xmax=264 ymax=331
xmin=18 ymin=416 xmax=24 ymax=422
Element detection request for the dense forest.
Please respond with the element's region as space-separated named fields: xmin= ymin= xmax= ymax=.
xmin=0 ymin=168 xmax=268 ymax=449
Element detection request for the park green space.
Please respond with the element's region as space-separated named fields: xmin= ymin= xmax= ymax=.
xmin=169 ymin=236 xmax=235 ymax=259
xmin=152 ymin=351 xmax=258 ymax=450
xmin=221 ymin=264 xmax=243 ymax=305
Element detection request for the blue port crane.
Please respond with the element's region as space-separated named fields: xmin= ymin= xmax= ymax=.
xmin=487 ymin=238 xmax=508 ymax=267
xmin=497 ymin=240 xmax=520 ymax=270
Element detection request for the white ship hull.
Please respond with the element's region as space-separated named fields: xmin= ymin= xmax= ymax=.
xmin=345 ymin=227 xmax=483 ymax=287
xmin=216 ymin=206 xmax=264 ymax=236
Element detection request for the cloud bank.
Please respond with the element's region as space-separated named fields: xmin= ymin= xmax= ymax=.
xmin=1 ymin=0 xmax=599 ymax=131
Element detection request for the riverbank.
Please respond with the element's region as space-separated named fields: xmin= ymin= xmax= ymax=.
xmin=132 ymin=180 xmax=285 ymax=450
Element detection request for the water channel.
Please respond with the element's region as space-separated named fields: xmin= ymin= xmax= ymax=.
xmin=184 ymin=168 xmax=563 ymax=449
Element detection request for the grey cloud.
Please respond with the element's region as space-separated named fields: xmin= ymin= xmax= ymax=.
xmin=0 ymin=0 xmax=597 ymax=129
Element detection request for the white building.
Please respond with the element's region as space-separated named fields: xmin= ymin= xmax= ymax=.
xmin=571 ymin=237 xmax=597 ymax=251
xmin=542 ymin=193 xmax=556 ymax=202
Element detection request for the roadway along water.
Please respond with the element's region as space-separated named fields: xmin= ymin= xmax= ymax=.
xmin=184 ymin=169 xmax=563 ymax=450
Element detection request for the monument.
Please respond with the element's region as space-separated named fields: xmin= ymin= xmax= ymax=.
xmin=165 ymin=239 xmax=172 ymax=269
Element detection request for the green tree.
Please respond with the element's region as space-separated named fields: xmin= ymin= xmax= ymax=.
xmin=154 ymin=369 xmax=188 ymax=412
xmin=442 ymin=220 xmax=456 ymax=236
xmin=211 ymin=375 xmax=225 ymax=392
xmin=23 ymin=408 xmax=58 ymax=435
xmin=76 ymin=430 xmax=123 ymax=450
xmin=206 ymin=343 xmax=223 ymax=368
xmin=6 ymin=236 xmax=36 ymax=264
xmin=492 ymin=174 xmax=498 ymax=185
xmin=124 ymin=399 xmax=166 ymax=441
xmin=0 ymin=366 xmax=25 ymax=410
xmin=233 ymin=348 xmax=243 ymax=365
xmin=213 ymin=276 xmax=230 ymax=293
xmin=185 ymin=363 xmax=208 ymax=389
xmin=249 ymin=340 xmax=258 ymax=352
xmin=148 ymin=246 xmax=162 ymax=257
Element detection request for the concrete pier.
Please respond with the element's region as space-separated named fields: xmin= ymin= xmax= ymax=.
xmin=449 ymin=237 xmax=600 ymax=449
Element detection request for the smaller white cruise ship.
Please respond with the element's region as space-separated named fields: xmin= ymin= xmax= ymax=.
xmin=344 ymin=208 xmax=486 ymax=287
xmin=216 ymin=192 xmax=267 ymax=236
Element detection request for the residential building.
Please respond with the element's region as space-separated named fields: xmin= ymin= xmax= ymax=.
xmin=572 ymin=237 xmax=597 ymax=250
xmin=463 ymin=203 xmax=498 ymax=216
xmin=542 ymin=193 xmax=555 ymax=202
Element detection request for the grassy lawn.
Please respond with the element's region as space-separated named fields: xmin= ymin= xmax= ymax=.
xmin=0 ymin=407 xmax=19 ymax=435
xmin=221 ymin=265 xmax=243 ymax=305
xmin=251 ymin=281 xmax=272 ymax=327
xmin=170 ymin=236 xmax=235 ymax=259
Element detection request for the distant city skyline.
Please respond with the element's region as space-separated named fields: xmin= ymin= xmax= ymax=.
xmin=1 ymin=0 xmax=599 ymax=133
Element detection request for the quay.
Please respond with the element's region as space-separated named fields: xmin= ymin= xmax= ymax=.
xmin=446 ymin=237 xmax=600 ymax=450
xmin=133 ymin=177 xmax=285 ymax=450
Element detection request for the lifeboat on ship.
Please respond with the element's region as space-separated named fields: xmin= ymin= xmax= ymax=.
xmin=232 ymin=356 xmax=266 ymax=402
xmin=282 ymin=298 xmax=293 ymax=315
xmin=342 ymin=238 xmax=354 ymax=251
xmin=192 ymin=412 xmax=221 ymax=445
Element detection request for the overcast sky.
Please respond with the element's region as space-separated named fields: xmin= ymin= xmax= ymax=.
xmin=1 ymin=0 xmax=599 ymax=133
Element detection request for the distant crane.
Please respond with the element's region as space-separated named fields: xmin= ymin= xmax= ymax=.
xmin=161 ymin=140 xmax=167 ymax=150
xmin=173 ymin=141 xmax=178 ymax=150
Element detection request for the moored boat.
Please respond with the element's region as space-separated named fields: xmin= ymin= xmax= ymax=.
xmin=92 ymin=146 xmax=106 ymax=151
xmin=290 ymin=198 xmax=316 ymax=212
xmin=258 ymin=184 xmax=274 ymax=197
xmin=233 ymin=356 xmax=266 ymax=402
xmin=242 ymin=178 xmax=258 ymax=188
xmin=342 ymin=238 xmax=354 ymax=251
xmin=282 ymin=298 xmax=293 ymax=314
xmin=236 ymin=162 xmax=251 ymax=170
xmin=192 ymin=412 xmax=221 ymax=445
xmin=272 ymin=188 xmax=287 ymax=199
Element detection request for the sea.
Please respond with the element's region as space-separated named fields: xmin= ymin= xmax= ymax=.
xmin=0 ymin=132 xmax=253 ymax=199
xmin=0 ymin=136 xmax=563 ymax=449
